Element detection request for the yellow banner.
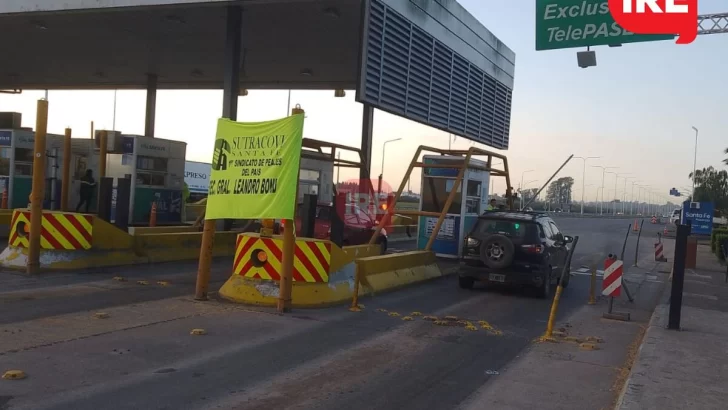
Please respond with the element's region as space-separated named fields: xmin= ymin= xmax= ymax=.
xmin=205 ymin=115 xmax=304 ymax=220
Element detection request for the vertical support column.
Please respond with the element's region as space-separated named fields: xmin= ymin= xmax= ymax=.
xmin=99 ymin=130 xmax=107 ymax=178
xmin=61 ymin=128 xmax=72 ymax=211
xmin=359 ymin=104 xmax=374 ymax=182
xmin=668 ymin=223 xmax=690 ymax=330
xmin=145 ymin=74 xmax=158 ymax=138
xmin=27 ymin=99 xmax=49 ymax=274
xmin=195 ymin=5 xmax=242 ymax=301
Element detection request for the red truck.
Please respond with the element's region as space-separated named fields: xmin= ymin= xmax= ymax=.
xmin=282 ymin=203 xmax=389 ymax=254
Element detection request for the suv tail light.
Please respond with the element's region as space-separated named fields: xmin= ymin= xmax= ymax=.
xmin=521 ymin=244 xmax=544 ymax=254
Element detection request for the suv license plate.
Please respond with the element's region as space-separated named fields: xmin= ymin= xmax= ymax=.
xmin=489 ymin=274 xmax=506 ymax=283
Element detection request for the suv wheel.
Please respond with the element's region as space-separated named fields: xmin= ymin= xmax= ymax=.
xmin=479 ymin=234 xmax=515 ymax=270
xmin=459 ymin=276 xmax=475 ymax=289
xmin=536 ymin=270 xmax=552 ymax=299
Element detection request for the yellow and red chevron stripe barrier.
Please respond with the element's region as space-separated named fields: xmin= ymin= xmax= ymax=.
xmin=9 ymin=210 xmax=93 ymax=250
xmin=233 ymin=234 xmax=331 ymax=283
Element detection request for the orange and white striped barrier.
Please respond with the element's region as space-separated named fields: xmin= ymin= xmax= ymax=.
xmin=602 ymin=258 xmax=623 ymax=298
xmin=655 ymin=242 xmax=667 ymax=262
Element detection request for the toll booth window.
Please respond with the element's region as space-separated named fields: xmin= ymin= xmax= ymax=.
xmin=14 ymin=148 xmax=34 ymax=176
xmin=137 ymin=156 xmax=168 ymax=172
xmin=300 ymin=169 xmax=320 ymax=182
xmin=0 ymin=147 xmax=10 ymax=175
xmin=465 ymin=180 xmax=482 ymax=213
xmin=421 ymin=177 xmax=462 ymax=214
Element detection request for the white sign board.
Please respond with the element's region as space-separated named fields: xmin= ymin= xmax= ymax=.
xmin=184 ymin=161 xmax=211 ymax=194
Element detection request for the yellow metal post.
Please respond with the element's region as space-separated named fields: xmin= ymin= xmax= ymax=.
xmin=61 ymin=128 xmax=72 ymax=211
xmin=278 ymin=219 xmax=294 ymax=312
xmin=278 ymin=105 xmax=305 ymax=313
xmin=194 ymin=219 xmax=216 ymax=300
xmin=543 ymin=285 xmax=564 ymax=340
xmin=27 ymin=99 xmax=49 ymax=275
xmin=98 ymin=130 xmax=107 ymax=178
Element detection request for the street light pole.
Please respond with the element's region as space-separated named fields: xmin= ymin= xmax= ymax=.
xmin=630 ymin=180 xmax=639 ymax=215
xmin=592 ymin=166 xmax=617 ymax=216
xmin=520 ymin=169 xmax=534 ymax=209
xmin=613 ymin=173 xmax=630 ymax=215
xmin=379 ymin=138 xmax=402 ymax=196
xmin=574 ymin=156 xmax=600 ymax=215
xmin=691 ymin=126 xmax=698 ymax=196
xmin=623 ymin=177 xmax=633 ymax=214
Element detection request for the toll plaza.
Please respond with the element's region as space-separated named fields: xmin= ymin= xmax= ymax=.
xmin=0 ymin=0 xmax=517 ymax=305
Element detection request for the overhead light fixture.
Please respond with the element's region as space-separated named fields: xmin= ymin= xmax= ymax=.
xmin=300 ymin=69 xmax=313 ymax=77
xmin=240 ymin=88 xmax=249 ymax=96
xmin=334 ymin=89 xmax=346 ymax=98
xmin=191 ymin=69 xmax=204 ymax=78
xmin=32 ymin=21 xmax=48 ymax=30
xmin=323 ymin=7 xmax=341 ymax=18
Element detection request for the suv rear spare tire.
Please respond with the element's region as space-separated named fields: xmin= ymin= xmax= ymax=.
xmin=479 ymin=234 xmax=515 ymax=270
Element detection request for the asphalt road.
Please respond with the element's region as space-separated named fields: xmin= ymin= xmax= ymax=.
xmin=0 ymin=217 xmax=665 ymax=410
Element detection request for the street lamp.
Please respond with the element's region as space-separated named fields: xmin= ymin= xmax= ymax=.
xmin=379 ymin=138 xmax=402 ymax=195
xmin=691 ymin=126 xmax=698 ymax=195
xmin=520 ymin=170 xmax=535 ymax=193
xmin=574 ymin=156 xmax=600 ymax=215
xmin=630 ymin=180 xmax=640 ymax=215
xmin=614 ymin=173 xmax=630 ymax=215
xmin=520 ymin=179 xmax=538 ymax=210
xmin=592 ymin=166 xmax=618 ymax=215
xmin=623 ymin=177 xmax=635 ymax=214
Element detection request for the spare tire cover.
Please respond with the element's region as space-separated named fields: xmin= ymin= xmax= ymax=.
xmin=479 ymin=234 xmax=515 ymax=270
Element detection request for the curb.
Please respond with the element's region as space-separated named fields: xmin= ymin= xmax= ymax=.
xmin=613 ymin=267 xmax=672 ymax=409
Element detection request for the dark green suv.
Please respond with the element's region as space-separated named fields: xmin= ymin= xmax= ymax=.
xmin=458 ymin=211 xmax=573 ymax=298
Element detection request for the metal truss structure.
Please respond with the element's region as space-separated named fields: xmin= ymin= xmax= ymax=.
xmin=698 ymin=13 xmax=728 ymax=36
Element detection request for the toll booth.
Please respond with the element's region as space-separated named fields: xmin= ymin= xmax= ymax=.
xmin=0 ymin=128 xmax=99 ymax=210
xmin=417 ymin=155 xmax=490 ymax=258
xmin=104 ymin=134 xmax=187 ymax=225
xmin=298 ymin=148 xmax=335 ymax=206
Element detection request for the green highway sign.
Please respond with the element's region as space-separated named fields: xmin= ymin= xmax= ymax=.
xmin=535 ymin=0 xmax=674 ymax=51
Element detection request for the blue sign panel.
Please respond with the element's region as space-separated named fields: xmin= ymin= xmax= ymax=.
xmin=682 ymin=202 xmax=714 ymax=235
xmin=121 ymin=136 xmax=134 ymax=154
xmin=0 ymin=131 xmax=11 ymax=147
xmin=423 ymin=157 xmax=460 ymax=177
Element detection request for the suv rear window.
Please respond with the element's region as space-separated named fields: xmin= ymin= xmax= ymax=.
xmin=474 ymin=219 xmax=529 ymax=238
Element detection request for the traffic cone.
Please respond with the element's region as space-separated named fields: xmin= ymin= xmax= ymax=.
xmin=632 ymin=219 xmax=639 ymax=232
xmin=149 ymin=202 xmax=157 ymax=227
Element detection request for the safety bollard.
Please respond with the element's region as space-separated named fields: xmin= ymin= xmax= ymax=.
xmin=149 ymin=202 xmax=157 ymax=227
xmin=588 ymin=265 xmax=597 ymax=305
xmin=1 ymin=189 xmax=7 ymax=209
xmin=542 ymin=236 xmax=579 ymax=341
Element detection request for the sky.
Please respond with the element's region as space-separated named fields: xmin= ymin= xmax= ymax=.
xmin=1 ymin=0 xmax=727 ymax=207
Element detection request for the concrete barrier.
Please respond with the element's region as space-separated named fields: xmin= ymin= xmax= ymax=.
xmin=0 ymin=210 xmax=236 ymax=271
xmin=219 ymin=232 xmax=444 ymax=308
